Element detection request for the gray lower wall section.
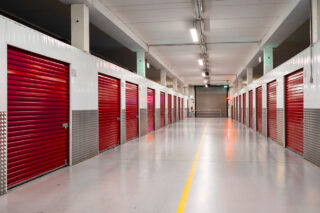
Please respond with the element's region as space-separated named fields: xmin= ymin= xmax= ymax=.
xmin=140 ymin=108 xmax=148 ymax=136
xmin=72 ymin=110 xmax=99 ymax=165
xmin=262 ymin=108 xmax=267 ymax=137
xmin=276 ymin=108 xmax=285 ymax=146
xmin=304 ymin=109 xmax=320 ymax=167
xmin=155 ymin=108 xmax=160 ymax=130
xmin=0 ymin=112 xmax=7 ymax=196
xmin=253 ymin=109 xmax=256 ymax=130
xmin=121 ymin=109 xmax=126 ymax=143
xmin=165 ymin=108 xmax=168 ymax=125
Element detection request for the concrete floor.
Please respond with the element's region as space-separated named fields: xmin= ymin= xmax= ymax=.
xmin=1 ymin=118 xmax=320 ymax=213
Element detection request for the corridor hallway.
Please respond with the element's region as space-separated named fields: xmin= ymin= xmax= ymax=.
xmin=0 ymin=118 xmax=320 ymax=213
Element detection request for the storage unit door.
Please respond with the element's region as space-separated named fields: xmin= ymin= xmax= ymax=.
xmin=126 ymin=82 xmax=139 ymax=141
xmin=147 ymin=88 xmax=155 ymax=132
xmin=236 ymin=97 xmax=238 ymax=121
xmin=98 ymin=74 xmax=120 ymax=152
xmin=178 ymin=98 xmax=181 ymax=120
xmin=160 ymin=92 xmax=165 ymax=127
xmin=182 ymin=98 xmax=184 ymax=119
xmin=267 ymin=80 xmax=277 ymax=141
xmin=7 ymin=46 xmax=69 ymax=187
xmin=249 ymin=90 xmax=253 ymax=128
xmin=243 ymin=94 xmax=246 ymax=125
xmin=174 ymin=96 xmax=177 ymax=122
xmin=168 ymin=94 xmax=172 ymax=124
xmin=239 ymin=96 xmax=242 ymax=122
xmin=285 ymin=70 xmax=304 ymax=155
xmin=256 ymin=87 xmax=262 ymax=133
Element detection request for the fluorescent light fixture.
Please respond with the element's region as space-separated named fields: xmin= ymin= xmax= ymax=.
xmin=202 ymin=71 xmax=206 ymax=77
xmin=204 ymin=79 xmax=208 ymax=84
xmin=190 ymin=28 xmax=199 ymax=43
xmin=198 ymin=59 xmax=204 ymax=66
xmin=146 ymin=62 xmax=150 ymax=69
xmin=205 ymin=84 xmax=208 ymax=88
xmin=258 ymin=56 xmax=262 ymax=63
xmin=224 ymin=85 xmax=228 ymax=88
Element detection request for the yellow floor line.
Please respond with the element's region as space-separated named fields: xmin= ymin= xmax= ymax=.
xmin=176 ymin=120 xmax=209 ymax=213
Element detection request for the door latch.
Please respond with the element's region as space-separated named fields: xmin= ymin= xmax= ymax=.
xmin=62 ymin=123 xmax=69 ymax=129
xmin=117 ymin=117 xmax=121 ymax=121
xmin=136 ymin=115 xmax=139 ymax=119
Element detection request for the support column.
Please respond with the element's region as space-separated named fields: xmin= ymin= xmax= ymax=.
xmin=173 ymin=78 xmax=178 ymax=91
xmin=312 ymin=0 xmax=320 ymax=44
xmin=237 ymin=77 xmax=242 ymax=91
xmin=71 ymin=4 xmax=90 ymax=52
xmin=137 ymin=51 xmax=146 ymax=77
xmin=263 ymin=46 xmax=274 ymax=74
xmin=160 ymin=70 xmax=167 ymax=86
xmin=246 ymin=67 xmax=253 ymax=85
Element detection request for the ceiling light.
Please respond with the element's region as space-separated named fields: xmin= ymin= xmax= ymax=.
xmin=204 ymin=79 xmax=208 ymax=84
xmin=224 ymin=85 xmax=228 ymax=88
xmin=198 ymin=59 xmax=204 ymax=66
xmin=202 ymin=71 xmax=206 ymax=77
xmin=190 ymin=28 xmax=199 ymax=43
xmin=205 ymin=84 xmax=208 ymax=88
xmin=258 ymin=57 xmax=262 ymax=63
xmin=146 ymin=62 xmax=150 ymax=69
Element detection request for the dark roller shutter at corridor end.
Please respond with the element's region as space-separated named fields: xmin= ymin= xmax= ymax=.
xmin=147 ymin=88 xmax=155 ymax=132
xmin=256 ymin=86 xmax=262 ymax=133
xmin=168 ymin=94 xmax=172 ymax=124
xmin=7 ymin=46 xmax=69 ymax=187
xmin=98 ymin=74 xmax=120 ymax=152
xmin=126 ymin=82 xmax=139 ymax=141
xmin=249 ymin=90 xmax=253 ymax=128
xmin=160 ymin=92 xmax=165 ymax=127
xmin=267 ymin=80 xmax=277 ymax=141
xmin=285 ymin=70 xmax=304 ymax=155
xmin=243 ymin=93 xmax=246 ymax=125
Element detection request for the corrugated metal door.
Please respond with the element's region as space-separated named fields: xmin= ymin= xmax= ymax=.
xmin=182 ymin=98 xmax=184 ymax=119
xmin=178 ymin=97 xmax=181 ymax=120
xmin=236 ymin=96 xmax=238 ymax=121
xmin=256 ymin=86 xmax=262 ymax=133
xmin=285 ymin=70 xmax=304 ymax=155
xmin=249 ymin=90 xmax=253 ymax=128
xmin=239 ymin=95 xmax=242 ymax=123
xmin=174 ymin=96 xmax=177 ymax=122
xmin=160 ymin=92 xmax=165 ymax=127
xmin=7 ymin=46 xmax=69 ymax=187
xmin=147 ymin=88 xmax=155 ymax=132
xmin=168 ymin=94 xmax=172 ymax=124
xmin=126 ymin=82 xmax=139 ymax=141
xmin=243 ymin=93 xmax=246 ymax=125
xmin=267 ymin=80 xmax=277 ymax=141
xmin=98 ymin=74 xmax=120 ymax=152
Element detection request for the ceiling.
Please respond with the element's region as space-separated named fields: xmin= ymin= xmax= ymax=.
xmin=100 ymin=0 xmax=291 ymax=85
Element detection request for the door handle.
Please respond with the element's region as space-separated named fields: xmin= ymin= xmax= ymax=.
xmin=136 ymin=115 xmax=139 ymax=119
xmin=117 ymin=117 xmax=121 ymax=121
xmin=62 ymin=123 xmax=69 ymax=129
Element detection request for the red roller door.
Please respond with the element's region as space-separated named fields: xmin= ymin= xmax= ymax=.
xmin=267 ymin=80 xmax=277 ymax=141
xmin=7 ymin=46 xmax=69 ymax=187
xmin=98 ymin=74 xmax=120 ymax=152
xmin=233 ymin=98 xmax=236 ymax=120
xmin=168 ymin=94 xmax=172 ymax=124
xmin=285 ymin=70 xmax=304 ymax=155
xmin=249 ymin=90 xmax=253 ymax=128
xmin=239 ymin=95 xmax=242 ymax=122
xmin=256 ymin=87 xmax=262 ymax=133
xmin=178 ymin=98 xmax=181 ymax=120
xmin=174 ymin=96 xmax=177 ymax=122
xmin=126 ymin=82 xmax=139 ymax=141
xmin=160 ymin=92 xmax=165 ymax=127
xmin=147 ymin=88 xmax=155 ymax=132
xmin=243 ymin=93 xmax=246 ymax=125
xmin=182 ymin=98 xmax=184 ymax=119
xmin=236 ymin=96 xmax=238 ymax=121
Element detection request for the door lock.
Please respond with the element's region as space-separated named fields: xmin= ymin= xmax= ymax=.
xmin=62 ymin=123 xmax=69 ymax=129
xmin=117 ymin=117 xmax=121 ymax=121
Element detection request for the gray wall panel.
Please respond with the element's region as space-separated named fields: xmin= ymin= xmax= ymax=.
xmin=121 ymin=109 xmax=126 ymax=144
xmin=72 ymin=110 xmax=99 ymax=165
xmin=276 ymin=108 xmax=285 ymax=146
xmin=262 ymin=108 xmax=267 ymax=137
xmin=155 ymin=108 xmax=160 ymax=130
xmin=304 ymin=109 xmax=320 ymax=166
xmin=0 ymin=112 xmax=7 ymax=195
xmin=140 ymin=109 xmax=148 ymax=136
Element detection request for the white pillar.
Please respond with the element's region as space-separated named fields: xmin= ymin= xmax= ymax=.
xmin=312 ymin=0 xmax=320 ymax=44
xmin=263 ymin=46 xmax=274 ymax=74
xmin=137 ymin=51 xmax=146 ymax=77
xmin=247 ymin=67 xmax=253 ymax=85
xmin=160 ymin=70 xmax=167 ymax=86
xmin=238 ymin=77 xmax=242 ymax=91
xmin=173 ymin=78 xmax=178 ymax=91
xmin=71 ymin=4 xmax=90 ymax=52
